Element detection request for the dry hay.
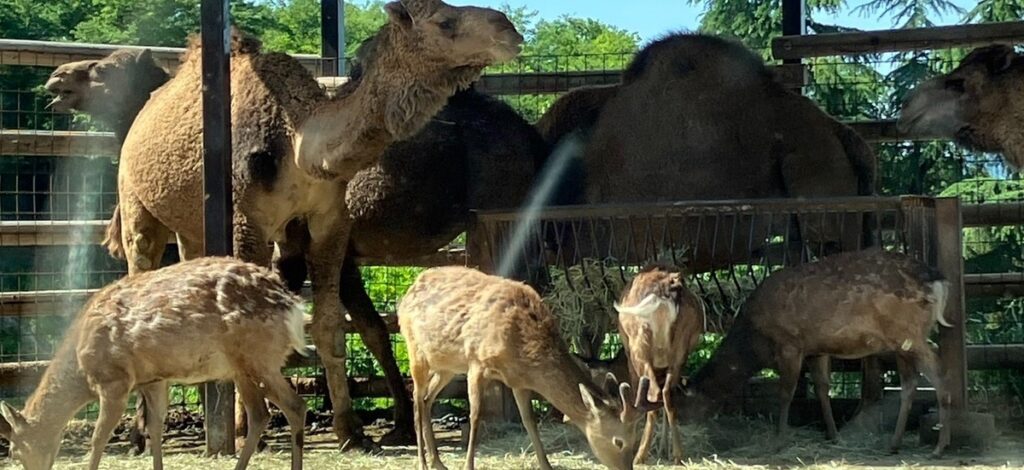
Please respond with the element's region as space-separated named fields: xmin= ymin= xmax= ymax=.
xmin=542 ymin=258 xmax=630 ymax=358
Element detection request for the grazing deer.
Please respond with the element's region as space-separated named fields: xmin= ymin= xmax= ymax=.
xmin=0 ymin=257 xmax=307 ymax=470
xmin=398 ymin=266 xmax=657 ymax=470
xmin=614 ymin=263 xmax=706 ymax=464
xmin=677 ymin=249 xmax=952 ymax=457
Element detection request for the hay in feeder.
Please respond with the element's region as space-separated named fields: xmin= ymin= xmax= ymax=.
xmin=542 ymin=258 xmax=632 ymax=359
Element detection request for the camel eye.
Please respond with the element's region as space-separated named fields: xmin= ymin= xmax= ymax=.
xmin=944 ymin=78 xmax=965 ymax=92
xmin=438 ymin=18 xmax=456 ymax=31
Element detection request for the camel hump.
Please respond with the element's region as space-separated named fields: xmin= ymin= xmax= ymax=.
xmin=182 ymin=26 xmax=262 ymax=63
xmin=833 ymin=121 xmax=877 ymax=196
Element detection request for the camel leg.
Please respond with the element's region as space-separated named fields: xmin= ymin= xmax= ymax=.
xmin=118 ymin=196 xmax=171 ymax=455
xmin=306 ymin=212 xmax=367 ymax=451
xmin=810 ymin=355 xmax=838 ymax=441
xmin=176 ymin=233 xmax=204 ymax=261
xmin=274 ymin=220 xmax=311 ymax=294
xmin=138 ymin=382 xmax=169 ymax=470
xmin=340 ymin=253 xmax=415 ymax=445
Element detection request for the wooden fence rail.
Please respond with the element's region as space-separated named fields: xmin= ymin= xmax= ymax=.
xmin=772 ymin=20 xmax=1024 ymax=60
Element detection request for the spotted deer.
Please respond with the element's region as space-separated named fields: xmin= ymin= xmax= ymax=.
xmin=0 ymin=257 xmax=307 ymax=470
xmin=398 ymin=266 xmax=657 ymax=470
xmin=613 ymin=263 xmax=706 ymax=464
xmin=677 ymin=249 xmax=952 ymax=457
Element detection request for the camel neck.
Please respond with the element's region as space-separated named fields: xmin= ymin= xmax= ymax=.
xmin=292 ymin=23 xmax=482 ymax=180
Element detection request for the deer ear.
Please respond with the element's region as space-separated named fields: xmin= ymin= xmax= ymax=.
xmin=385 ymin=2 xmax=414 ymax=29
xmin=578 ymin=384 xmax=600 ymax=418
xmin=0 ymin=402 xmax=25 ymax=435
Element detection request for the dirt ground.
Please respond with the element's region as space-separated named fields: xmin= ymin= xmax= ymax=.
xmin=2 ymin=414 xmax=1022 ymax=469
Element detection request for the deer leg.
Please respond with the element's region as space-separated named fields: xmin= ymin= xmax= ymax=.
xmin=775 ymin=346 xmax=803 ymax=443
xmin=913 ymin=346 xmax=950 ymax=458
xmin=231 ymin=219 xmax=274 ymax=453
xmin=340 ymin=255 xmax=415 ymax=445
xmin=810 ymin=355 xmax=838 ymax=441
xmin=634 ymin=411 xmax=657 ymax=465
xmin=306 ymin=214 xmax=368 ymax=451
xmin=664 ymin=371 xmax=684 ymax=464
xmin=423 ymin=371 xmax=455 ymax=470
xmin=262 ymin=372 xmax=307 ymax=470
xmin=889 ymin=354 xmax=918 ymax=454
xmin=89 ymin=382 xmax=131 ymax=470
xmin=139 ymin=382 xmax=169 ymax=470
xmin=512 ymin=388 xmax=553 ymax=470
xmin=119 ymin=196 xmax=171 ymax=455
xmin=233 ymin=377 xmax=270 ymax=470
xmin=465 ymin=366 xmax=487 ymax=470
xmin=410 ymin=360 xmax=431 ymax=470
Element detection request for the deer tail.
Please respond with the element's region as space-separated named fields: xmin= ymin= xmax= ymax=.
xmin=929 ymin=280 xmax=952 ymax=328
xmin=287 ymin=301 xmax=311 ymax=356
xmin=103 ymin=205 xmax=126 ymax=260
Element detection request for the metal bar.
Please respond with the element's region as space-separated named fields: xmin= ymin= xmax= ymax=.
xmin=933 ymin=197 xmax=968 ymax=412
xmin=200 ymin=0 xmax=235 ymax=455
xmin=773 ymin=20 xmax=1024 ymax=60
xmin=320 ymin=0 xmax=344 ymax=76
xmin=781 ymin=0 xmax=805 ymax=67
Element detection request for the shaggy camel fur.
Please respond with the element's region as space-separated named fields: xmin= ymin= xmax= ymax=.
xmin=899 ymin=44 xmax=1024 ymax=169
xmin=108 ymin=0 xmax=522 ymax=449
xmin=0 ymin=257 xmax=307 ymax=470
xmin=537 ymin=34 xmax=876 ymax=271
xmin=44 ymin=49 xmax=169 ymax=142
xmin=676 ymin=250 xmax=952 ymax=457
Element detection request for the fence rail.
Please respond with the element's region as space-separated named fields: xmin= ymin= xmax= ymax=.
xmin=772 ymin=20 xmax=1024 ymax=60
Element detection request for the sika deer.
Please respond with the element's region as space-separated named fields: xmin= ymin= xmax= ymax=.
xmin=677 ymin=249 xmax=952 ymax=457
xmin=614 ymin=263 xmax=706 ymax=464
xmin=0 ymin=257 xmax=307 ymax=470
xmin=398 ymin=266 xmax=656 ymax=470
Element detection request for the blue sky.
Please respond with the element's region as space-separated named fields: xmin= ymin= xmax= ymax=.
xmin=448 ymin=0 xmax=979 ymax=42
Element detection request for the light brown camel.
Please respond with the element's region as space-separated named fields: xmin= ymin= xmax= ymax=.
xmin=44 ymin=49 xmax=169 ymax=143
xmin=107 ymin=0 xmax=522 ymax=450
xmin=899 ymin=44 xmax=1024 ymax=169
xmin=537 ymin=34 xmax=876 ymax=269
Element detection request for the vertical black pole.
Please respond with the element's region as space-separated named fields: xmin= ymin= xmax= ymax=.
xmin=321 ymin=0 xmax=346 ymax=76
xmin=200 ymin=0 xmax=235 ymax=456
xmin=781 ymin=0 xmax=805 ymax=93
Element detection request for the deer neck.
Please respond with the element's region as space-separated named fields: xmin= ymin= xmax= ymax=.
xmin=532 ymin=350 xmax=610 ymax=427
xmin=22 ymin=338 xmax=94 ymax=432
xmin=294 ymin=22 xmax=483 ymax=180
xmin=691 ymin=317 xmax=773 ymax=404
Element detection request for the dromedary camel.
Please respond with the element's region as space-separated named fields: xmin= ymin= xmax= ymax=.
xmin=899 ymin=44 xmax=1024 ymax=169
xmin=538 ymin=34 xmax=876 ymax=266
xmin=275 ymin=39 xmax=548 ymax=443
xmin=44 ymin=49 xmax=169 ymax=143
xmin=107 ymin=0 xmax=522 ymax=450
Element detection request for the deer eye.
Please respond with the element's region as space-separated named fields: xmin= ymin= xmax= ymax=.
xmin=612 ymin=437 xmax=625 ymax=449
xmin=944 ymin=78 xmax=965 ymax=92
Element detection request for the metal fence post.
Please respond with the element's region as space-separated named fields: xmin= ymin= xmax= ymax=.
xmin=321 ymin=0 xmax=346 ymax=76
xmin=200 ymin=0 xmax=235 ymax=456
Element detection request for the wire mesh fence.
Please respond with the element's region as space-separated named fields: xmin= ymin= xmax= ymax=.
xmin=0 ymin=36 xmax=1021 ymax=428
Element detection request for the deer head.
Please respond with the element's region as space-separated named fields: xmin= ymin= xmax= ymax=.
xmin=385 ymin=0 xmax=523 ymax=68
xmin=576 ymin=374 xmax=659 ymax=470
xmin=0 ymin=402 xmax=59 ymax=470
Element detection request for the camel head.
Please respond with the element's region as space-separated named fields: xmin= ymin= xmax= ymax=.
xmin=46 ymin=49 xmax=168 ymax=124
xmin=898 ymin=45 xmax=1024 ymax=169
xmin=385 ymin=0 xmax=523 ymax=68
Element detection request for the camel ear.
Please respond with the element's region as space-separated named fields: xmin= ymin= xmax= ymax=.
xmin=137 ymin=49 xmax=153 ymax=65
xmin=385 ymin=2 xmax=414 ymax=29
xmin=965 ymin=45 xmax=1015 ymax=75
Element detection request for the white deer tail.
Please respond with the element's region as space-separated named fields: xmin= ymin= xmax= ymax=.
xmin=287 ymin=301 xmax=311 ymax=356
xmin=929 ymin=280 xmax=952 ymax=328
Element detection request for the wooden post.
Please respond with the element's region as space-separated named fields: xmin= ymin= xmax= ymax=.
xmin=200 ymin=0 xmax=235 ymax=456
xmin=933 ymin=197 xmax=968 ymax=411
xmin=466 ymin=214 xmax=519 ymax=423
